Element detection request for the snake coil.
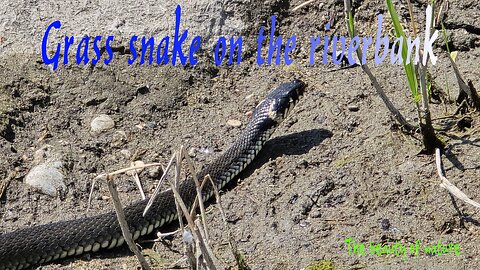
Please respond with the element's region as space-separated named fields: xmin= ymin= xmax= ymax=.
xmin=0 ymin=80 xmax=305 ymax=270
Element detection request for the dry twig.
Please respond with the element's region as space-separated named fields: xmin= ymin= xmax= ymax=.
xmin=435 ymin=148 xmax=480 ymax=209
xmin=292 ymin=0 xmax=317 ymax=12
xmin=88 ymin=162 xmax=163 ymax=211
xmin=105 ymin=174 xmax=151 ymax=270
xmin=0 ymin=170 xmax=18 ymax=199
xmin=157 ymin=147 xmax=218 ymax=269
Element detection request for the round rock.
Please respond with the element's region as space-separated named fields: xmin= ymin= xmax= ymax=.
xmin=90 ymin=114 xmax=115 ymax=133
xmin=227 ymin=119 xmax=242 ymax=128
xmin=25 ymin=161 xmax=66 ymax=197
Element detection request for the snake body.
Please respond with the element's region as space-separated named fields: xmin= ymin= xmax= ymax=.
xmin=0 ymin=80 xmax=305 ymax=270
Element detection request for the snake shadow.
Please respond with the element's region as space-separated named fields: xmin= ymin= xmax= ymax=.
xmin=62 ymin=128 xmax=332 ymax=264
xmin=233 ymin=128 xmax=332 ymax=182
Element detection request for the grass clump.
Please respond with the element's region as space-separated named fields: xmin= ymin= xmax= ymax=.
xmin=306 ymin=260 xmax=337 ymax=270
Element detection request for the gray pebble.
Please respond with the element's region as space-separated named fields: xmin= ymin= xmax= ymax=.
xmin=347 ymin=104 xmax=359 ymax=112
xmin=147 ymin=122 xmax=156 ymax=129
xmin=120 ymin=149 xmax=131 ymax=159
xmin=188 ymin=147 xmax=197 ymax=158
xmin=227 ymin=119 xmax=242 ymax=127
xmin=148 ymin=167 xmax=162 ymax=178
xmin=90 ymin=114 xmax=115 ymax=133
xmin=25 ymin=161 xmax=66 ymax=197
xmin=111 ymin=131 xmax=127 ymax=148
xmin=310 ymin=208 xmax=322 ymax=218
xmin=380 ymin=218 xmax=391 ymax=230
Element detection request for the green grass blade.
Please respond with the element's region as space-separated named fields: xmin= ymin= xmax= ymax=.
xmin=386 ymin=0 xmax=420 ymax=102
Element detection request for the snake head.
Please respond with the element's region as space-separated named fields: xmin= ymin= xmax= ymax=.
xmin=265 ymin=79 xmax=305 ymax=122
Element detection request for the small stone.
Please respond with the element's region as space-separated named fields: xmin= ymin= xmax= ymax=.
xmin=315 ymin=115 xmax=326 ymax=124
xmin=90 ymin=114 xmax=115 ymax=133
xmin=120 ymin=149 xmax=131 ymax=159
xmin=298 ymin=159 xmax=309 ymax=168
xmin=147 ymin=122 xmax=156 ymax=129
xmin=347 ymin=104 xmax=359 ymax=112
xmin=25 ymin=161 xmax=66 ymax=197
xmin=289 ymin=194 xmax=299 ymax=204
xmin=380 ymin=218 xmax=391 ymax=230
xmin=148 ymin=167 xmax=161 ymax=178
xmin=310 ymin=208 xmax=322 ymax=218
xmin=299 ymin=220 xmax=309 ymax=227
xmin=245 ymin=111 xmax=253 ymax=117
xmin=394 ymin=174 xmax=402 ymax=185
xmin=188 ymin=148 xmax=197 ymax=158
xmin=198 ymin=147 xmax=212 ymax=155
xmin=111 ymin=131 xmax=128 ymax=148
xmin=227 ymin=119 xmax=242 ymax=127
xmin=199 ymin=95 xmax=210 ymax=104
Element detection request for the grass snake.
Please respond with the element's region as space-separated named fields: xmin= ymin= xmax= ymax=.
xmin=0 ymin=79 xmax=305 ymax=270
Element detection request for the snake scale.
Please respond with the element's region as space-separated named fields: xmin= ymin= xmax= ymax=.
xmin=0 ymin=79 xmax=305 ymax=270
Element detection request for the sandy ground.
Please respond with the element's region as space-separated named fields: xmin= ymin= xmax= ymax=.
xmin=0 ymin=0 xmax=479 ymax=269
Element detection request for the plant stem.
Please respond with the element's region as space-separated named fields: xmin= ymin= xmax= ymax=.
xmin=344 ymin=0 xmax=416 ymax=131
xmin=418 ymin=62 xmax=444 ymax=153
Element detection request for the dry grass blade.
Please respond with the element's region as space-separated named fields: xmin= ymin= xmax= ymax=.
xmin=130 ymin=162 xmax=146 ymax=200
xmin=292 ymin=0 xmax=317 ymax=12
xmin=106 ymin=175 xmax=151 ymax=270
xmin=0 ymin=170 xmax=18 ymax=199
xmin=174 ymin=148 xmax=186 ymax=231
xmin=405 ymin=0 xmax=418 ymax=36
xmin=143 ymin=154 xmax=176 ymax=216
xmin=435 ymin=0 xmax=449 ymax=27
xmin=183 ymin=229 xmax=197 ymax=270
xmin=162 ymin=148 xmax=218 ymax=269
xmin=361 ymin=60 xmax=416 ymax=131
xmin=435 ymin=148 xmax=480 ymax=209
xmin=440 ymin=22 xmax=480 ymax=110
xmin=181 ymin=146 xmax=210 ymax=242
xmin=154 ymin=230 xmax=178 ymax=239
xmin=102 ymin=162 xmax=164 ymax=176
xmin=88 ymin=162 xmax=164 ymax=211
xmin=173 ymin=147 xmax=194 ymax=269
xmin=448 ymin=56 xmax=475 ymax=99
xmin=195 ymin=219 xmax=221 ymax=269
xmin=87 ymin=176 xmax=100 ymax=211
